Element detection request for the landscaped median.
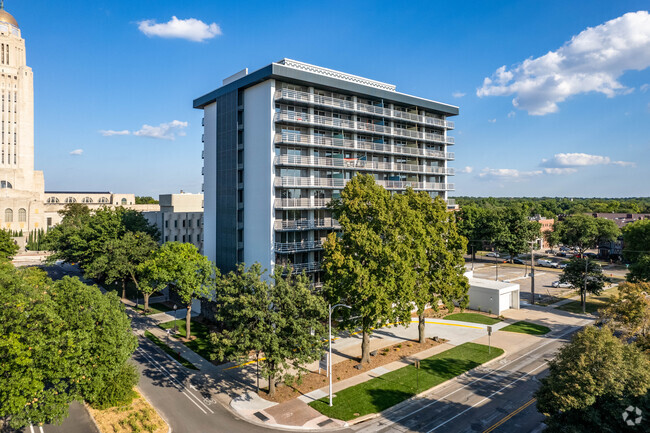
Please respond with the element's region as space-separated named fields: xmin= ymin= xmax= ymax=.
xmin=501 ymin=321 xmax=550 ymax=335
xmin=308 ymin=342 xmax=504 ymax=421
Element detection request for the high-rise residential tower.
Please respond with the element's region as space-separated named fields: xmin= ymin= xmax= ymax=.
xmin=195 ymin=59 xmax=458 ymax=281
xmin=0 ymin=3 xmax=45 ymax=234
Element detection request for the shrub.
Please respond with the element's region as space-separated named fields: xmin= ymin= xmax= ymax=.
xmin=89 ymin=363 xmax=139 ymax=410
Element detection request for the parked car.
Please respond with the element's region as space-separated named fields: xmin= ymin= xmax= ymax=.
xmin=552 ymin=281 xmax=572 ymax=288
xmin=560 ymin=246 xmax=570 ymax=252
xmin=555 ymin=252 xmax=567 ymax=257
xmin=486 ymin=252 xmax=500 ymax=257
xmin=585 ymin=252 xmax=598 ymax=259
xmin=513 ymin=258 xmax=525 ymax=265
xmin=537 ymin=259 xmax=558 ymax=268
xmin=558 ymin=262 xmax=568 ymax=269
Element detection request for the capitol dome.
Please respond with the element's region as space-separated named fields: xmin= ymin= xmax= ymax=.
xmin=0 ymin=3 xmax=18 ymax=29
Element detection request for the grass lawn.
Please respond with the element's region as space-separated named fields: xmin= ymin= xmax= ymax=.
xmin=158 ymin=319 xmax=215 ymax=362
xmin=134 ymin=302 xmax=173 ymax=316
xmin=309 ymin=342 xmax=504 ymax=421
xmin=501 ymin=321 xmax=550 ymax=335
xmin=555 ymin=287 xmax=618 ymax=315
xmin=443 ymin=312 xmax=501 ymax=325
xmin=144 ymin=331 xmax=198 ymax=370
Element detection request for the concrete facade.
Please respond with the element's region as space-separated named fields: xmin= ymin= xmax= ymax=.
xmin=143 ymin=193 xmax=204 ymax=253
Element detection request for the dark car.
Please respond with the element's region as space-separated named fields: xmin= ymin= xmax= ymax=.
xmin=556 ymin=252 xmax=567 ymax=257
xmin=513 ymin=258 xmax=525 ymax=265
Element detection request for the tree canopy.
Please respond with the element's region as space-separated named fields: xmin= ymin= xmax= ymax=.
xmin=210 ymin=263 xmax=327 ymax=397
xmin=554 ymin=214 xmax=619 ymax=253
xmin=560 ymin=257 xmax=609 ymax=313
xmin=0 ymin=229 xmax=19 ymax=261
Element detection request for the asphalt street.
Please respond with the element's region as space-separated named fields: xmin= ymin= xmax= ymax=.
xmin=21 ymin=402 xmax=99 ymax=433
xmin=352 ymin=321 xmax=591 ymax=433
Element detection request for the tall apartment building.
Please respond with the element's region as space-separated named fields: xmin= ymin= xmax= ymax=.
xmin=194 ymin=59 xmax=458 ymax=281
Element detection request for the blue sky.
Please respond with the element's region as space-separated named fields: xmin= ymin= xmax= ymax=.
xmin=13 ymin=0 xmax=650 ymax=197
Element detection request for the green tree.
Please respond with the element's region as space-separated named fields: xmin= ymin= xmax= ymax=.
xmin=142 ymin=242 xmax=217 ymax=338
xmin=323 ymin=175 xmax=412 ymax=364
xmin=0 ymin=229 xmax=19 ymax=261
xmin=210 ymin=263 xmax=327 ymax=397
xmin=135 ymin=196 xmax=159 ymax=205
xmin=493 ymin=205 xmax=541 ymax=261
xmin=536 ymin=327 xmax=650 ymax=432
xmin=84 ymin=232 xmax=158 ymax=301
xmin=628 ymin=255 xmax=650 ymax=283
xmin=559 ymin=257 xmax=610 ymax=314
xmin=0 ymin=265 xmax=137 ymax=429
xmin=457 ymin=205 xmax=503 ymax=259
xmin=623 ymin=219 xmax=650 ymax=272
xmin=555 ymin=214 xmax=619 ymax=255
xmin=543 ymin=228 xmax=560 ymax=252
xmin=600 ymin=282 xmax=650 ymax=340
xmin=402 ymin=190 xmax=469 ymax=343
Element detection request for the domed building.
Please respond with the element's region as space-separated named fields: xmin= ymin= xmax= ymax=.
xmin=0 ymin=2 xmax=46 ymax=241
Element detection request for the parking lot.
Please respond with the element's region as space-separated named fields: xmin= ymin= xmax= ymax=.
xmin=470 ymin=262 xmax=573 ymax=302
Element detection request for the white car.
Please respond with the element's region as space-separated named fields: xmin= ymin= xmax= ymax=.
xmin=486 ymin=252 xmax=500 ymax=257
xmin=537 ymin=259 xmax=558 ymax=268
xmin=552 ymin=281 xmax=572 ymax=288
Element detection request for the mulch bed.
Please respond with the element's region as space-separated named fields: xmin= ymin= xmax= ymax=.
xmin=258 ymin=337 xmax=446 ymax=403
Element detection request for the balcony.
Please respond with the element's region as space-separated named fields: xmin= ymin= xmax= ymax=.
xmin=275 ymin=176 xmax=453 ymax=191
xmin=275 ymin=111 xmax=454 ymax=145
xmin=274 ymin=240 xmax=324 ymax=253
xmin=275 ymin=133 xmax=454 ymax=160
xmin=274 ymin=155 xmax=455 ymax=176
xmin=288 ymin=261 xmax=321 ymax=273
xmin=274 ymin=198 xmax=330 ymax=209
xmin=274 ymin=218 xmax=339 ymax=231
xmin=275 ymin=88 xmax=454 ymax=129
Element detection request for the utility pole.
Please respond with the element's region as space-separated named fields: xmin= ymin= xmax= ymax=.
xmin=583 ymin=256 xmax=588 ymax=314
xmin=495 ymin=253 xmax=499 ymax=281
xmin=529 ymin=241 xmax=536 ymax=305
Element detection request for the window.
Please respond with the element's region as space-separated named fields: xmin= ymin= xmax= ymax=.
xmin=47 ymin=217 xmax=52 ymax=226
xmin=182 ymin=235 xmax=186 ymax=243
xmin=98 ymin=197 xmax=109 ymax=203
xmin=196 ymin=234 xmax=200 ymax=242
xmin=4 ymin=208 xmax=12 ymax=222
xmin=82 ymin=197 xmax=93 ymax=203
xmin=174 ymin=235 xmax=178 ymax=241
xmin=18 ymin=208 xmax=25 ymax=222
xmin=174 ymin=220 xmax=178 ymax=228
xmin=46 ymin=196 xmax=60 ymax=203
xmin=0 ymin=180 xmax=11 ymax=188
xmin=121 ymin=198 xmax=127 ymax=205
xmin=165 ymin=220 xmax=168 ymax=228
xmin=65 ymin=197 xmax=76 ymax=203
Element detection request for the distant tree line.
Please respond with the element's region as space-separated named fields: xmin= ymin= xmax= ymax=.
xmin=454 ymin=197 xmax=650 ymax=218
xmin=135 ymin=196 xmax=159 ymax=204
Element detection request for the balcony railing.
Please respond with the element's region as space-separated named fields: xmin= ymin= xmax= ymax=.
xmin=274 ymin=240 xmax=324 ymax=253
xmin=275 ymin=111 xmax=454 ymax=145
xmin=274 ymin=198 xmax=330 ymax=209
xmin=275 ymin=88 xmax=454 ymax=129
xmin=275 ymin=133 xmax=454 ymax=160
xmin=275 ymin=176 xmax=453 ymax=191
xmin=274 ymin=155 xmax=454 ymax=176
xmin=274 ymin=218 xmax=339 ymax=231
xmin=286 ymin=261 xmax=321 ymax=273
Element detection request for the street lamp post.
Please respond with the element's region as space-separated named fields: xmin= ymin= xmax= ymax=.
xmin=329 ymin=303 xmax=351 ymax=407
xmin=173 ymin=304 xmax=178 ymax=333
xmin=529 ymin=240 xmax=537 ymax=305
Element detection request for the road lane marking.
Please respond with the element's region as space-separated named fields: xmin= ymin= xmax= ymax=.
xmin=427 ymin=363 xmax=547 ymax=432
xmin=29 ymin=425 xmax=34 ymax=433
xmin=360 ymin=321 xmax=588 ymax=432
xmin=482 ymin=398 xmax=537 ymax=433
xmin=136 ymin=347 xmax=215 ymax=415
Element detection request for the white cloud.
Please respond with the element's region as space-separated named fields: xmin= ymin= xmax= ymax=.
xmin=541 ymin=152 xmax=634 ymax=168
xmin=138 ymin=16 xmax=222 ymax=42
xmin=452 ymin=91 xmax=466 ymax=98
xmin=99 ymin=129 xmax=130 ymax=136
xmin=69 ymin=149 xmax=83 ymax=156
xmin=542 ymin=167 xmax=578 ymax=175
xmin=133 ymin=120 xmax=188 ymax=140
xmin=478 ymin=168 xmax=543 ymax=181
xmin=477 ymin=11 xmax=650 ymax=115
xmin=641 ymin=83 xmax=650 ymax=93
xmin=507 ymin=111 xmax=516 ymax=118
xmin=488 ymin=118 xmax=497 ymax=123
xmin=611 ymin=160 xmax=636 ymax=167
xmin=458 ymin=166 xmax=474 ymax=174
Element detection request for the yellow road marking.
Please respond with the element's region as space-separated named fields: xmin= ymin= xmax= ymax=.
xmin=482 ymin=397 xmax=537 ymax=433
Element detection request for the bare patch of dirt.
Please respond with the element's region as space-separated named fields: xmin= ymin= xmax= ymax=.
xmin=87 ymin=390 xmax=167 ymax=433
xmin=258 ymin=337 xmax=446 ymax=403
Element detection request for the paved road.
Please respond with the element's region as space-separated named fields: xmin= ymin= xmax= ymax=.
xmin=353 ymin=321 xmax=590 ymax=433
xmin=21 ymin=402 xmax=99 ymax=433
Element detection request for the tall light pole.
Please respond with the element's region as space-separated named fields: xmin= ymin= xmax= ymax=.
xmin=528 ymin=240 xmax=538 ymax=305
xmin=329 ymin=303 xmax=351 ymax=407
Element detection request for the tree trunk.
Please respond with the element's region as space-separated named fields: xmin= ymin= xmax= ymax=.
xmin=144 ymin=292 xmax=150 ymax=312
xmin=360 ymin=330 xmax=371 ymax=364
xmin=121 ymin=279 xmax=126 ymax=300
xmin=185 ymin=303 xmax=192 ymax=339
xmin=268 ymin=374 xmax=276 ymax=397
xmin=418 ymin=313 xmax=426 ymax=344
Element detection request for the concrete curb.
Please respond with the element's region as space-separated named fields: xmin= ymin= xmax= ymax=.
xmin=135 ymin=386 xmax=172 ymax=433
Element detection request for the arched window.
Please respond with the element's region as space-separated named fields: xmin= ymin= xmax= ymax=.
xmin=46 ymin=196 xmax=60 ymax=203
xmin=4 ymin=208 xmax=12 ymax=222
xmin=65 ymin=197 xmax=77 ymax=203
xmin=121 ymin=198 xmax=127 ymax=205
xmin=98 ymin=197 xmax=109 ymax=204
xmin=0 ymin=180 xmax=12 ymax=188
xmin=18 ymin=208 xmax=26 ymax=222
xmin=82 ymin=197 xmax=93 ymax=203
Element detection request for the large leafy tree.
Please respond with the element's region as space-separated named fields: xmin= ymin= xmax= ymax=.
xmin=559 ymin=257 xmax=610 ymax=314
xmin=554 ymin=214 xmax=619 ymax=255
xmin=0 ymin=229 xmax=19 ymax=261
xmin=401 ymin=190 xmax=469 ymax=343
xmin=543 ymin=228 xmax=560 ymax=252
xmin=141 ymin=242 xmax=217 ymax=338
xmin=536 ymin=326 xmax=650 ymax=432
xmin=0 ymin=264 xmax=137 ymax=430
xmin=600 ymin=282 xmax=650 ymax=341
xmin=210 ymin=264 xmax=327 ymax=397
xmin=85 ymin=231 xmax=158 ymax=301
xmin=323 ymin=175 xmax=413 ymax=364
xmin=493 ymin=205 xmax=541 ymax=261
xmin=457 ymin=205 xmax=504 ymax=259
xmin=623 ymin=219 xmax=650 ymax=283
